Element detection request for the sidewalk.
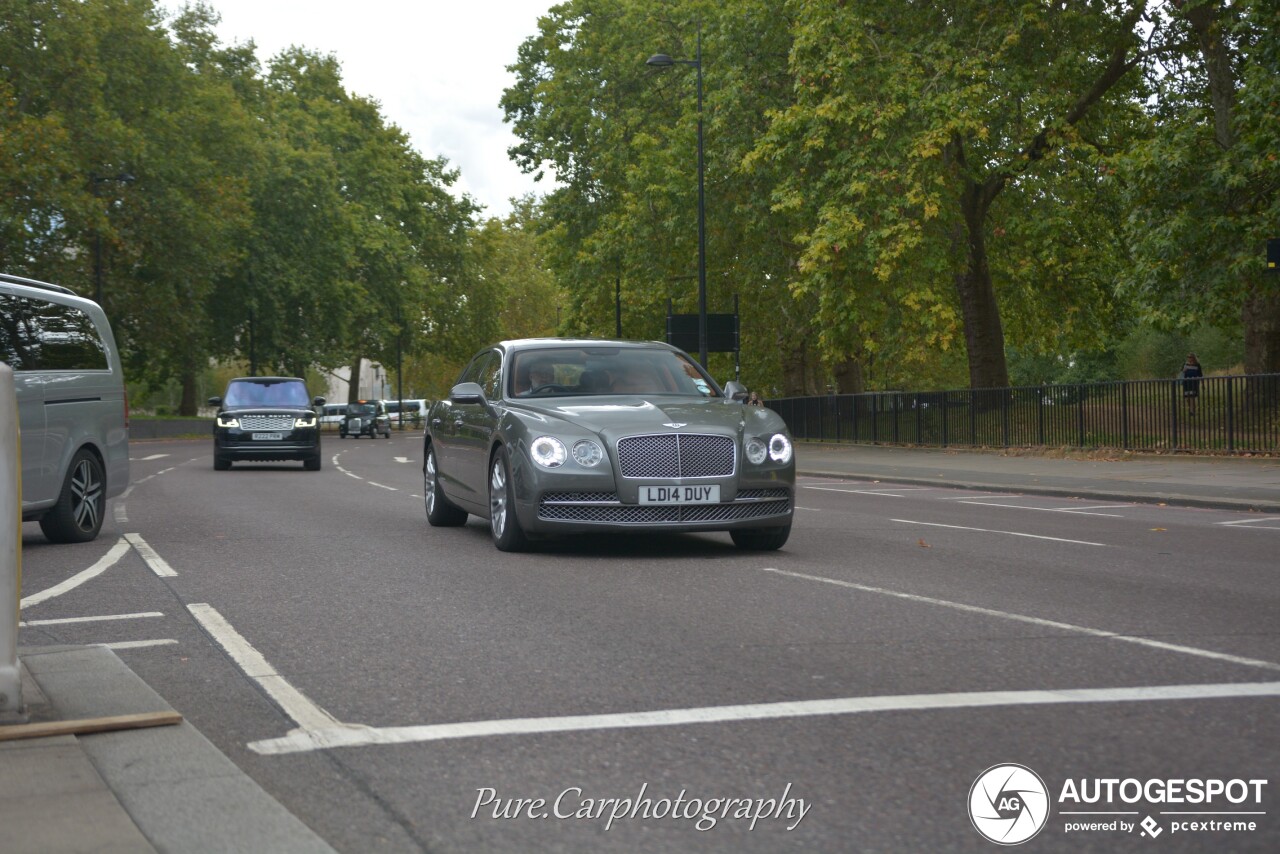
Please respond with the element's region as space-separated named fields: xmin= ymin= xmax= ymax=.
xmin=796 ymin=442 xmax=1280 ymax=513
xmin=4 ymin=645 xmax=335 ymax=854
xmin=5 ymin=443 xmax=1277 ymax=853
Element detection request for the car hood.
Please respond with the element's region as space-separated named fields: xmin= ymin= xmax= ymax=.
xmin=509 ymin=397 xmax=786 ymax=440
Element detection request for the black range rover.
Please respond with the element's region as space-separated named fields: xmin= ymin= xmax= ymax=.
xmin=209 ymin=377 xmax=325 ymax=470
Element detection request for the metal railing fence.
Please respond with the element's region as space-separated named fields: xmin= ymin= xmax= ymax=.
xmin=767 ymin=374 xmax=1280 ymax=453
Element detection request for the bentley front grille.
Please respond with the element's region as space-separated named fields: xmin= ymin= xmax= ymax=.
xmin=616 ymin=433 xmax=735 ymax=479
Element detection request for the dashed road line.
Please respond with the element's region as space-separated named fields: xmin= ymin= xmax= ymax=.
xmin=101 ymin=639 xmax=178 ymax=650
xmin=20 ymin=611 xmax=163 ymax=627
xmin=891 ymin=518 xmax=1107 ymax=547
xmin=759 ymin=567 xmax=1280 ymax=672
xmin=131 ymin=453 xmax=170 ymax=461
xmin=367 ymin=482 xmax=397 ymax=491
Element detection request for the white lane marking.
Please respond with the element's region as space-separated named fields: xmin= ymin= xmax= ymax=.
xmin=892 ymin=518 xmax=1107 ymax=547
xmin=124 ymin=533 xmax=178 ymax=577
xmin=345 ymin=472 xmax=363 ymax=480
xmin=1063 ymin=504 xmax=1134 ymax=511
xmin=957 ymin=500 xmax=1125 ymax=518
xmin=131 ymin=453 xmax=170 ymax=461
xmin=934 ymin=493 xmax=1019 ymax=500
xmin=101 ymin=639 xmax=178 ymax=650
xmin=114 ymin=501 xmax=128 ymax=524
xmin=20 ymin=611 xmax=163 ymax=627
xmin=187 ymin=603 xmax=348 ymax=732
xmin=760 ymin=567 xmax=1280 ymax=672
xmin=394 ymin=457 xmax=412 ymax=464
xmin=367 ymin=482 xmax=397 ymax=491
xmin=795 ymin=506 xmax=822 ymax=512
xmin=1217 ymin=517 xmax=1280 ymax=529
xmin=247 ymin=680 xmax=1280 ymax=755
xmin=21 ymin=538 xmax=131 ymax=608
xmin=803 ymin=486 xmax=932 ymax=497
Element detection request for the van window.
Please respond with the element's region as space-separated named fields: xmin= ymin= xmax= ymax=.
xmin=0 ymin=293 xmax=109 ymax=371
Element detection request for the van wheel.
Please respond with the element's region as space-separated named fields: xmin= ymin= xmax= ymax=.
xmin=40 ymin=449 xmax=106 ymax=543
xmin=304 ymin=455 xmax=321 ymax=471
xmin=214 ymin=456 xmax=231 ymax=471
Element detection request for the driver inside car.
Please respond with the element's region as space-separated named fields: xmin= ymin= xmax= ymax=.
xmin=518 ymin=360 xmax=555 ymax=394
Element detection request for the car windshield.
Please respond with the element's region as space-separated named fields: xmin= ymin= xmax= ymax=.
xmin=224 ymin=379 xmax=309 ymax=408
xmin=509 ymin=347 xmax=721 ymax=399
xmin=349 ymin=403 xmax=376 ymax=416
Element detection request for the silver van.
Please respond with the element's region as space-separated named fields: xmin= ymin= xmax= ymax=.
xmin=0 ymin=274 xmax=129 ymax=542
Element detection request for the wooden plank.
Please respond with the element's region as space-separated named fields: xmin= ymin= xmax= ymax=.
xmin=0 ymin=710 xmax=183 ymax=742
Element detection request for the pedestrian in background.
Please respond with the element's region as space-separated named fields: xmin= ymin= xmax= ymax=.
xmin=748 ymin=391 xmax=764 ymax=407
xmin=1180 ymin=352 xmax=1203 ymax=416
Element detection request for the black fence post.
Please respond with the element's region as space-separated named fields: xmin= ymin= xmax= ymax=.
xmin=1170 ymin=380 xmax=1179 ymax=450
xmin=1121 ymin=382 xmax=1130 ymax=450
xmin=1037 ymin=387 xmax=1045 ymax=446
xmin=942 ymin=393 xmax=949 ymax=447
xmin=1226 ymin=377 xmax=1235 ymax=452
xmin=871 ymin=394 xmax=879 ymax=444
xmin=1077 ymin=386 xmax=1085 ymax=448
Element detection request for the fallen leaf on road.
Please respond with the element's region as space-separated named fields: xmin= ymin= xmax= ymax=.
xmin=918 ymin=538 xmax=932 ymax=548
xmin=1150 ymin=528 xmax=1166 ymax=532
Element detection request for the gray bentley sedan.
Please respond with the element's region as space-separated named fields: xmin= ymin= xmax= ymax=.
xmin=423 ymin=339 xmax=795 ymax=552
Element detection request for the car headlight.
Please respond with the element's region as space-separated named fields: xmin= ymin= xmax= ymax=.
xmin=745 ymin=437 xmax=768 ymax=465
xmin=216 ymin=415 xmax=239 ymax=428
xmin=530 ymin=435 xmax=568 ymax=468
xmin=294 ymin=415 xmax=317 ymax=428
xmin=572 ymin=440 xmax=604 ymax=467
xmin=768 ymin=433 xmax=793 ymax=463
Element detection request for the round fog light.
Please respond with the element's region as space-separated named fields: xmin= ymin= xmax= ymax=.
xmin=572 ymin=440 xmax=604 ymax=467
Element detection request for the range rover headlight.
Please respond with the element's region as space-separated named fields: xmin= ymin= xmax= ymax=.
xmin=530 ymin=435 xmax=568 ymax=468
xmin=768 ymin=433 xmax=793 ymax=463
xmin=216 ymin=414 xmax=239 ymax=428
xmin=571 ymin=439 xmax=604 ymax=467
xmin=294 ymin=415 xmax=317 ymax=428
xmin=745 ymin=437 xmax=768 ymax=465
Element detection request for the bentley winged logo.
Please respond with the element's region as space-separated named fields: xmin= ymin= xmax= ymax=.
xmin=662 ymin=422 xmax=687 ymax=429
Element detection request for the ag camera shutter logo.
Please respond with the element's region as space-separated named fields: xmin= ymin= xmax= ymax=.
xmin=969 ymin=764 xmax=1050 ymax=845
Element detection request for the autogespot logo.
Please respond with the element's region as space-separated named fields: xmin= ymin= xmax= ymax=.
xmin=969 ymin=764 xmax=1051 ymax=845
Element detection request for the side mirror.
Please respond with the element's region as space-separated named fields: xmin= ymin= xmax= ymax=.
xmin=450 ymin=382 xmax=485 ymax=405
xmin=722 ymin=381 xmax=749 ymax=402
xmin=312 ymin=396 xmax=326 ymax=407
xmin=207 ymin=396 xmax=222 ymax=407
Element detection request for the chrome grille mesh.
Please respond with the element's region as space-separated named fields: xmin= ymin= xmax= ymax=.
xmin=617 ymin=434 xmax=735 ymax=478
xmin=538 ymin=496 xmax=790 ymax=524
xmin=240 ymin=415 xmax=294 ymax=431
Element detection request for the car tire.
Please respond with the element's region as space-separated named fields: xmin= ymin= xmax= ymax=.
xmin=340 ymin=430 xmax=347 ymax=439
xmin=213 ymin=456 xmax=231 ymax=471
xmin=39 ymin=449 xmax=106 ymax=543
xmin=304 ymin=455 xmax=321 ymax=471
xmin=424 ymin=443 xmax=467 ymax=526
xmin=488 ymin=446 xmax=529 ymax=552
xmin=729 ymin=524 xmax=791 ymax=551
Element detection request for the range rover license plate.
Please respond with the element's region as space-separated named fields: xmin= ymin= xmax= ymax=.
xmin=638 ymin=485 xmax=720 ymax=505
xmin=252 ymin=432 xmax=284 ymax=441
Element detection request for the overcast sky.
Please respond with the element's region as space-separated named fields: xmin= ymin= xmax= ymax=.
xmin=197 ymin=1 xmax=557 ymax=218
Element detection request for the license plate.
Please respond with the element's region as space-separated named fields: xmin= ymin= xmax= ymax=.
xmin=638 ymin=485 xmax=720 ymax=505
xmin=252 ymin=432 xmax=283 ymax=441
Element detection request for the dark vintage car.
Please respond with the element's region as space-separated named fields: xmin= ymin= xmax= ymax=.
xmin=423 ymin=339 xmax=795 ymax=552
xmin=209 ymin=377 xmax=325 ymax=470
xmin=340 ymin=399 xmax=391 ymax=439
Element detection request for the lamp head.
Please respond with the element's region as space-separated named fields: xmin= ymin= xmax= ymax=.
xmin=645 ymin=53 xmax=675 ymax=67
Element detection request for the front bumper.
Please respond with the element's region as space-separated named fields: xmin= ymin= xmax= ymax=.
xmin=214 ymin=428 xmax=320 ymax=461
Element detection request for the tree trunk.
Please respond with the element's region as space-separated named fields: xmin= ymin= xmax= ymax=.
xmin=1242 ymin=285 xmax=1280 ymax=375
xmin=833 ymin=356 xmax=865 ymax=394
xmin=348 ymin=358 xmax=363 ymax=404
xmin=179 ymin=369 xmax=198 ymax=417
xmin=780 ymin=336 xmax=807 ymax=397
xmin=955 ymin=181 xmax=1010 ymax=390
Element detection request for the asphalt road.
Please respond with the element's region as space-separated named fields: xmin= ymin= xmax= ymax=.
xmin=17 ymin=433 xmax=1280 ymax=853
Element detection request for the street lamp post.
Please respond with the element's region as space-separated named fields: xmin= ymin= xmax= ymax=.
xmin=647 ymin=26 xmax=708 ymax=368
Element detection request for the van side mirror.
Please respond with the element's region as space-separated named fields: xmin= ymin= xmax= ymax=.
xmin=313 ymin=396 xmax=326 ymax=407
xmin=722 ymin=381 xmax=749 ymax=402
